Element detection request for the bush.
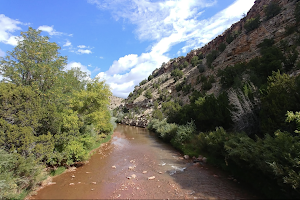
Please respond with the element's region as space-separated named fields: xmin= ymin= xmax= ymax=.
xmin=206 ymin=50 xmax=219 ymax=68
xmin=171 ymin=121 xmax=196 ymax=149
xmin=148 ymin=75 xmax=154 ymax=81
xmin=218 ymin=43 xmax=226 ymax=52
xmin=152 ymin=109 xmax=164 ymax=120
xmin=264 ymin=1 xmax=281 ymax=20
xmin=171 ymin=68 xmax=183 ymax=81
xmin=244 ymin=16 xmax=260 ymax=33
xmin=139 ymin=79 xmax=147 ymax=86
xmin=144 ymin=89 xmax=152 ymax=99
xmin=191 ymin=56 xmax=199 ymax=67
xmin=198 ymin=63 xmax=205 ymax=73
xmin=183 ymin=61 xmax=189 ymax=68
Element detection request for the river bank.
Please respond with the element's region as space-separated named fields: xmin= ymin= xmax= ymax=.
xmin=27 ymin=124 xmax=261 ymax=199
xmin=25 ymin=132 xmax=113 ymax=199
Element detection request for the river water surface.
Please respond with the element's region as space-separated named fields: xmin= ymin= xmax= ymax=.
xmin=29 ymin=124 xmax=260 ymax=199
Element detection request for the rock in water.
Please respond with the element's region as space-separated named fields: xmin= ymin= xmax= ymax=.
xmin=148 ymin=176 xmax=155 ymax=180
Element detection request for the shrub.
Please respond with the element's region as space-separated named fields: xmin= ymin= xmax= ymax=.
xmin=144 ymin=89 xmax=152 ymax=99
xmin=264 ymin=1 xmax=281 ymax=20
xmin=191 ymin=56 xmax=199 ymax=67
xmin=171 ymin=121 xmax=196 ymax=150
xmin=148 ymin=75 xmax=154 ymax=81
xmin=218 ymin=43 xmax=226 ymax=52
xmin=152 ymin=109 xmax=164 ymax=120
xmin=244 ymin=16 xmax=260 ymax=33
xmin=139 ymin=79 xmax=147 ymax=86
xmin=206 ymin=50 xmax=219 ymax=68
xmin=198 ymin=62 xmax=205 ymax=73
xmin=183 ymin=61 xmax=189 ymax=68
xmin=226 ymin=33 xmax=235 ymax=44
xmin=171 ymin=68 xmax=183 ymax=81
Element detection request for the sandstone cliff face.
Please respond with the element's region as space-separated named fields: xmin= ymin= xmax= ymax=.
xmin=109 ymin=96 xmax=124 ymax=110
xmin=115 ymin=0 xmax=300 ymax=127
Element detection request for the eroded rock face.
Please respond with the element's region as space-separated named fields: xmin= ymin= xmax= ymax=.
xmin=109 ymin=96 xmax=124 ymax=110
xmin=121 ymin=115 xmax=149 ymax=128
xmin=117 ymin=0 xmax=300 ymax=129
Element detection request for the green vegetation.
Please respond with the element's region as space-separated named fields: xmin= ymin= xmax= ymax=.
xmin=171 ymin=68 xmax=183 ymax=81
xmin=148 ymin=75 xmax=154 ymax=81
xmin=264 ymin=1 xmax=281 ymax=20
xmin=139 ymin=79 xmax=147 ymax=86
xmin=146 ymin=24 xmax=300 ymax=198
xmin=144 ymin=89 xmax=152 ymax=99
xmin=191 ymin=56 xmax=199 ymax=67
xmin=244 ymin=16 xmax=260 ymax=33
xmin=206 ymin=50 xmax=218 ymax=68
xmin=0 ymin=28 xmax=114 ymax=198
xmin=218 ymin=43 xmax=226 ymax=52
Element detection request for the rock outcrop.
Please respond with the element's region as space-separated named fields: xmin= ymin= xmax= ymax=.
xmin=115 ymin=0 xmax=300 ymax=128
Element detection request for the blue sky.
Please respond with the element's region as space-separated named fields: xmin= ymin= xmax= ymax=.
xmin=0 ymin=0 xmax=254 ymax=98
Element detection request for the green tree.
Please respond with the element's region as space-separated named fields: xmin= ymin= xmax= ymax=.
xmin=0 ymin=27 xmax=67 ymax=93
xmin=171 ymin=68 xmax=183 ymax=81
xmin=191 ymin=56 xmax=199 ymax=67
xmin=244 ymin=16 xmax=260 ymax=33
xmin=260 ymin=71 xmax=300 ymax=134
xmin=264 ymin=1 xmax=281 ymax=20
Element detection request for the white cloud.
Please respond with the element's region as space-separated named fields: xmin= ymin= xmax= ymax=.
xmin=38 ymin=25 xmax=63 ymax=36
xmin=63 ymin=40 xmax=72 ymax=47
xmin=0 ymin=48 xmax=5 ymax=57
xmin=0 ymin=14 xmax=22 ymax=46
xmin=77 ymin=49 xmax=92 ymax=54
xmin=91 ymin=0 xmax=255 ymax=98
xmin=99 ymin=56 xmax=104 ymax=59
xmin=77 ymin=45 xmax=87 ymax=48
xmin=64 ymin=62 xmax=91 ymax=77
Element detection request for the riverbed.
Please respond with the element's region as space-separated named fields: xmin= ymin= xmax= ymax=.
xmin=28 ymin=124 xmax=260 ymax=199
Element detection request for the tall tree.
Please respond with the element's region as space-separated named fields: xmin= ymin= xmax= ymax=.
xmin=0 ymin=27 xmax=67 ymax=92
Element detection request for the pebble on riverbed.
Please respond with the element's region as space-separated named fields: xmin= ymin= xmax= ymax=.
xmin=148 ymin=176 xmax=155 ymax=180
xmin=142 ymin=171 xmax=147 ymax=174
xmin=112 ymin=165 xmax=116 ymax=169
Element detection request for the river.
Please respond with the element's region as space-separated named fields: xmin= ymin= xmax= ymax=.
xmin=28 ymin=124 xmax=260 ymax=199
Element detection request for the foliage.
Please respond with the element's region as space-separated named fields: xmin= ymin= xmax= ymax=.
xmin=218 ymin=63 xmax=247 ymax=88
xmin=191 ymin=56 xmax=199 ymax=67
xmin=144 ymin=89 xmax=152 ymax=99
xmin=0 ymin=150 xmax=44 ymax=199
xmin=148 ymin=75 xmax=154 ymax=81
xmin=264 ymin=1 xmax=281 ymax=20
xmin=197 ymin=62 xmax=205 ymax=73
xmin=226 ymin=32 xmax=239 ymax=44
xmin=218 ymin=43 xmax=226 ymax=52
xmin=0 ymin=28 xmax=114 ymax=197
xmin=152 ymin=109 xmax=164 ymax=120
xmin=183 ymin=61 xmax=189 ymax=68
xmin=0 ymin=27 xmax=67 ymax=92
xmin=139 ymin=79 xmax=147 ymax=86
xmin=206 ymin=50 xmax=218 ymax=68
xmin=171 ymin=68 xmax=183 ymax=81
xmin=260 ymin=71 xmax=300 ymax=134
xmin=244 ymin=16 xmax=260 ymax=33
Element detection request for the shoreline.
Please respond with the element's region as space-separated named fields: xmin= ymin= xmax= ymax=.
xmin=25 ymin=132 xmax=114 ymax=200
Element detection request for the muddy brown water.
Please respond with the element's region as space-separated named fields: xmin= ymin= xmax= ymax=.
xmin=29 ymin=124 xmax=261 ymax=199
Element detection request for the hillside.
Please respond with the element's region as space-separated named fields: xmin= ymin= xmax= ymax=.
xmin=113 ymin=0 xmax=300 ymax=127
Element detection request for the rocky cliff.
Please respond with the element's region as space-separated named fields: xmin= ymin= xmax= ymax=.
xmin=114 ymin=0 xmax=300 ymax=127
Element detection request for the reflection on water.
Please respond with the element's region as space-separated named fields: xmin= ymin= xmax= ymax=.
xmin=29 ymin=124 xmax=260 ymax=199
